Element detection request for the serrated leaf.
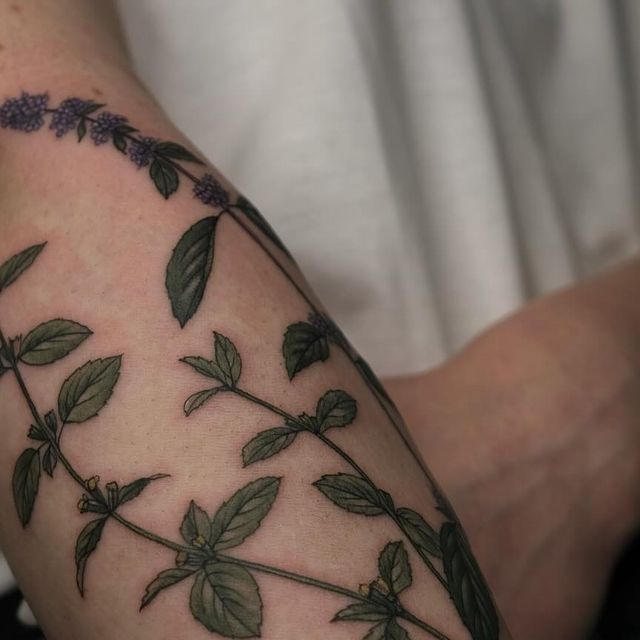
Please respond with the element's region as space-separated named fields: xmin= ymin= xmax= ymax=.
xmin=282 ymin=321 xmax=329 ymax=379
xmin=155 ymin=141 xmax=204 ymax=165
xmin=12 ymin=448 xmax=41 ymax=526
xmin=213 ymin=332 xmax=241 ymax=386
xmin=441 ymin=521 xmax=499 ymax=640
xmin=316 ymin=389 xmax=357 ymax=432
xmin=166 ymin=216 xmax=218 ymax=327
xmin=19 ymin=319 xmax=92 ymax=365
xmin=181 ymin=356 xmax=224 ymax=380
xmin=333 ymin=602 xmax=390 ymax=622
xmin=0 ymin=243 xmax=46 ymax=293
xmin=140 ymin=567 xmax=194 ymax=609
xmin=58 ymin=356 xmax=121 ymax=423
xmin=235 ymin=196 xmax=291 ymax=258
xmin=396 ymin=507 xmax=441 ymax=559
xmin=378 ymin=541 xmax=412 ymax=595
xmin=41 ymin=444 xmax=58 ymax=477
xmin=150 ymin=158 xmax=179 ymax=199
xmin=75 ymin=517 xmax=107 ymax=595
xmin=210 ymin=477 xmax=280 ymax=551
xmin=184 ymin=388 xmax=221 ymax=416
xmin=242 ymin=426 xmax=299 ymax=466
xmin=181 ymin=500 xmax=212 ymax=545
xmin=313 ymin=473 xmax=386 ymax=516
xmin=190 ymin=562 xmax=262 ymax=638
xmin=119 ymin=474 xmax=169 ymax=506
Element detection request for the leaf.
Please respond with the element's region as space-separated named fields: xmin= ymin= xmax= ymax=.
xmin=313 ymin=474 xmax=387 ymax=516
xmin=58 ymin=356 xmax=122 ymax=423
xmin=19 ymin=319 xmax=92 ymax=365
xmin=282 ymin=322 xmax=329 ymax=379
xmin=235 ymin=196 xmax=291 ymax=258
xmin=75 ymin=517 xmax=107 ymax=595
xmin=12 ymin=448 xmax=41 ymax=526
xmin=354 ymin=356 xmax=394 ymax=406
xmin=363 ymin=623 xmax=386 ymax=640
xmin=242 ymin=426 xmax=300 ymax=466
xmin=166 ymin=216 xmax=218 ymax=327
xmin=378 ymin=541 xmax=412 ymax=595
xmin=441 ymin=521 xmax=499 ymax=640
xmin=0 ymin=243 xmax=46 ymax=293
xmin=150 ymin=158 xmax=179 ymax=199
xmin=396 ymin=507 xmax=441 ymax=559
xmin=77 ymin=119 xmax=87 ymax=142
xmin=184 ymin=388 xmax=221 ymax=416
xmin=181 ymin=500 xmax=212 ymax=545
xmin=41 ymin=444 xmax=58 ymax=477
xmin=333 ymin=602 xmax=390 ymax=622
xmin=316 ymin=390 xmax=357 ymax=432
xmin=213 ymin=332 xmax=241 ymax=386
xmin=155 ymin=141 xmax=204 ymax=165
xmin=385 ymin=619 xmax=410 ymax=640
xmin=181 ymin=356 xmax=224 ymax=380
xmin=112 ymin=131 xmax=127 ymax=153
xmin=140 ymin=567 xmax=194 ymax=610
xmin=119 ymin=474 xmax=169 ymax=505
xmin=190 ymin=562 xmax=262 ymax=638
xmin=210 ymin=477 xmax=280 ymax=551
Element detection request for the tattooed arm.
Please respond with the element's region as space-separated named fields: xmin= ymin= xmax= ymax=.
xmin=0 ymin=2 xmax=510 ymax=640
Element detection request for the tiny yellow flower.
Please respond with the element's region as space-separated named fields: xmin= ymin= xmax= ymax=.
xmin=358 ymin=583 xmax=370 ymax=597
xmin=372 ymin=577 xmax=390 ymax=595
xmin=85 ymin=475 xmax=100 ymax=491
xmin=192 ymin=534 xmax=207 ymax=548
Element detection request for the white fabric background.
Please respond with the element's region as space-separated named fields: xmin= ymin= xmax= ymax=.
xmin=117 ymin=0 xmax=640 ymax=376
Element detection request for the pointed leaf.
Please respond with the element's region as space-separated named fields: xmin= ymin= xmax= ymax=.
xmin=77 ymin=119 xmax=87 ymax=142
xmin=333 ymin=602 xmax=390 ymax=622
xmin=181 ymin=356 xmax=224 ymax=380
xmin=181 ymin=500 xmax=212 ymax=545
xmin=19 ymin=319 xmax=92 ymax=365
xmin=58 ymin=356 xmax=122 ymax=423
xmin=213 ymin=332 xmax=241 ymax=386
xmin=210 ymin=477 xmax=280 ymax=550
xmin=42 ymin=444 xmax=58 ymax=477
xmin=166 ymin=216 xmax=218 ymax=327
xmin=155 ymin=141 xmax=204 ymax=165
xmin=235 ymin=196 xmax=291 ymax=258
xmin=363 ymin=623 xmax=387 ymax=640
xmin=242 ymin=426 xmax=299 ymax=466
xmin=441 ymin=521 xmax=499 ymax=640
xmin=283 ymin=321 xmax=329 ymax=379
xmin=378 ymin=541 xmax=412 ymax=595
xmin=0 ymin=243 xmax=46 ymax=293
xmin=12 ymin=448 xmax=41 ymax=526
xmin=150 ymin=158 xmax=179 ymax=199
xmin=313 ymin=473 xmax=386 ymax=516
xmin=140 ymin=567 xmax=194 ymax=609
xmin=190 ymin=562 xmax=262 ymax=638
xmin=385 ymin=619 xmax=410 ymax=640
xmin=396 ymin=507 xmax=441 ymax=559
xmin=75 ymin=517 xmax=107 ymax=595
xmin=316 ymin=389 xmax=357 ymax=432
xmin=119 ymin=474 xmax=170 ymax=505
xmin=184 ymin=388 xmax=221 ymax=416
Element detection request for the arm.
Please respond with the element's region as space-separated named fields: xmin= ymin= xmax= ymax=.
xmin=0 ymin=3 xmax=508 ymax=640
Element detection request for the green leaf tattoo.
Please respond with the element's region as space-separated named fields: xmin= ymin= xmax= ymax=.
xmin=75 ymin=517 xmax=108 ymax=595
xmin=150 ymin=158 xmax=179 ymax=199
xmin=0 ymin=243 xmax=46 ymax=293
xmin=12 ymin=448 xmax=41 ymax=527
xmin=242 ymin=426 xmax=300 ymax=466
xmin=166 ymin=216 xmax=218 ymax=327
xmin=282 ymin=321 xmax=329 ymax=379
xmin=315 ymin=389 xmax=357 ymax=432
xmin=19 ymin=319 xmax=92 ymax=365
xmin=213 ymin=331 xmax=242 ymax=387
xmin=141 ymin=567 xmax=194 ymax=610
xmin=378 ymin=541 xmax=412 ymax=595
xmin=313 ymin=473 xmax=387 ymax=516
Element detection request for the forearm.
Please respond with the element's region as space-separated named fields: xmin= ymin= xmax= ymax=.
xmin=0 ymin=4 xmax=508 ymax=640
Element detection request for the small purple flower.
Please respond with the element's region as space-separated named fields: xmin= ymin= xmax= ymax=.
xmin=308 ymin=311 xmax=348 ymax=347
xmin=49 ymin=98 xmax=92 ymax=137
xmin=90 ymin=111 xmax=127 ymax=145
xmin=193 ymin=173 xmax=229 ymax=208
xmin=128 ymin=136 xmax=157 ymax=168
xmin=0 ymin=92 xmax=49 ymax=132
xmin=308 ymin=311 xmax=331 ymax=334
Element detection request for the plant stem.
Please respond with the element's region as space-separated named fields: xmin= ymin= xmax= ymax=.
xmin=228 ymin=383 xmax=448 ymax=589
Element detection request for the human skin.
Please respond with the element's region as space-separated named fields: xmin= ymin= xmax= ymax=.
xmin=0 ymin=2 xmax=509 ymax=640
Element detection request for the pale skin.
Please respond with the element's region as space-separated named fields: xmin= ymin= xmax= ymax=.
xmin=0 ymin=2 xmax=637 ymax=640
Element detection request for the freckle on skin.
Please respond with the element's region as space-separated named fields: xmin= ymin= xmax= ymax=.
xmin=92 ymin=87 xmax=103 ymax=97
xmin=10 ymin=3 xmax=21 ymax=13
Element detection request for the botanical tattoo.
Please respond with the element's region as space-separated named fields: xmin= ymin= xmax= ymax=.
xmin=1 ymin=92 xmax=500 ymax=640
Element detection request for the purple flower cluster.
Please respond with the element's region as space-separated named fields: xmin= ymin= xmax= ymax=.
xmin=128 ymin=136 xmax=157 ymax=168
xmin=308 ymin=310 xmax=348 ymax=346
xmin=49 ymin=98 xmax=92 ymax=137
xmin=193 ymin=173 xmax=229 ymax=208
xmin=90 ymin=111 xmax=127 ymax=145
xmin=0 ymin=92 xmax=49 ymax=132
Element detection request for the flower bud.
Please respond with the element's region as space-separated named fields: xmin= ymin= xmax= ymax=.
xmin=176 ymin=551 xmax=188 ymax=567
xmin=77 ymin=495 xmax=89 ymax=513
xmin=85 ymin=475 xmax=100 ymax=491
xmin=192 ymin=534 xmax=207 ymax=549
xmin=358 ymin=583 xmax=370 ymax=598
